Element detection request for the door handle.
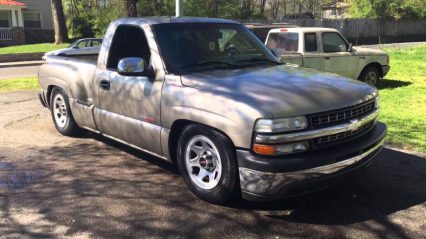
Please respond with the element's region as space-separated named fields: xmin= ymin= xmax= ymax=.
xmin=324 ymin=56 xmax=330 ymax=60
xmin=99 ymin=80 xmax=110 ymax=90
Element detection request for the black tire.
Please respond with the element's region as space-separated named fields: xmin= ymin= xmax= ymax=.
xmin=359 ymin=66 xmax=380 ymax=86
xmin=50 ymin=87 xmax=82 ymax=136
xmin=177 ymin=124 xmax=240 ymax=204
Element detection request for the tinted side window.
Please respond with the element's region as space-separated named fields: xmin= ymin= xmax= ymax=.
xmin=304 ymin=33 xmax=317 ymax=52
xmin=322 ymin=32 xmax=347 ymax=53
xmin=107 ymin=26 xmax=151 ymax=69
xmin=91 ymin=40 xmax=102 ymax=47
xmin=76 ymin=40 xmax=88 ymax=48
xmin=266 ymin=33 xmax=279 ymax=49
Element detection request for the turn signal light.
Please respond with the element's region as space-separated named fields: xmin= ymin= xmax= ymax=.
xmin=253 ymin=142 xmax=310 ymax=156
xmin=253 ymin=144 xmax=276 ymax=155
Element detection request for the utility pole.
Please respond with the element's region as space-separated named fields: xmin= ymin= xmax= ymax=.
xmin=176 ymin=0 xmax=183 ymax=17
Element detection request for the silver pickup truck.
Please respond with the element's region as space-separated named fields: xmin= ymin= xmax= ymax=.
xmin=38 ymin=17 xmax=387 ymax=203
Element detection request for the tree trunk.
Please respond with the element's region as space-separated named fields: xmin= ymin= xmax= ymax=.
xmin=124 ymin=0 xmax=139 ymax=17
xmin=51 ymin=0 xmax=68 ymax=44
xmin=260 ymin=0 xmax=267 ymax=15
xmin=211 ymin=0 xmax=219 ymax=18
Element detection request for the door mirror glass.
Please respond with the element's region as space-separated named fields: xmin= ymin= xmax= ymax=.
xmin=117 ymin=57 xmax=145 ymax=76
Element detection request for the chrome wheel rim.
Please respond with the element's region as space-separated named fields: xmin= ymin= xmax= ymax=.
xmin=185 ymin=135 xmax=222 ymax=190
xmin=365 ymin=71 xmax=378 ymax=86
xmin=53 ymin=94 xmax=67 ymax=128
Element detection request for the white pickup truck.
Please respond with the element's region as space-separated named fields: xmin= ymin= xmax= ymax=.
xmin=265 ymin=27 xmax=390 ymax=86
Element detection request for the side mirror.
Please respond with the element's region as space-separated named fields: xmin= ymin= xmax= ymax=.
xmin=118 ymin=57 xmax=145 ymax=76
xmin=270 ymin=48 xmax=282 ymax=61
xmin=348 ymin=43 xmax=353 ymax=52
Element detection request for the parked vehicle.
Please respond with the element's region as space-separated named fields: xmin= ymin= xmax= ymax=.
xmin=265 ymin=27 xmax=390 ymax=86
xmin=38 ymin=18 xmax=387 ymax=203
xmin=42 ymin=38 xmax=103 ymax=60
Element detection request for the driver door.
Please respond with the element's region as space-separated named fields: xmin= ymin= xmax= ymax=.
xmin=95 ymin=25 xmax=163 ymax=155
xmin=321 ymin=32 xmax=358 ymax=78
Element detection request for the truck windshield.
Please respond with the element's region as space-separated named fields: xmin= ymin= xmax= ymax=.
xmin=152 ymin=23 xmax=280 ymax=74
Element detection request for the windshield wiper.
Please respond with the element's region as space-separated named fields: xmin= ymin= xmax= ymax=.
xmin=235 ymin=58 xmax=281 ymax=66
xmin=180 ymin=60 xmax=237 ymax=70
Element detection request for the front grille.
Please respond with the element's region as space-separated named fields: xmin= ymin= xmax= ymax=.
xmin=310 ymin=100 xmax=375 ymax=128
xmin=314 ymin=121 xmax=374 ymax=145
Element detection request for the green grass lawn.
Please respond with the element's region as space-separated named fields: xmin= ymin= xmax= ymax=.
xmin=0 ymin=43 xmax=68 ymax=55
xmin=379 ymin=44 xmax=426 ymax=152
xmin=0 ymin=77 xmax=39 ymax=92
xmin=0 ymin=45 xmax=425 ymax=152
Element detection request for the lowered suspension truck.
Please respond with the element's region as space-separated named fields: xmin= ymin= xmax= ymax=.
xmin=38 ymin=17 xmax=387 ymax=203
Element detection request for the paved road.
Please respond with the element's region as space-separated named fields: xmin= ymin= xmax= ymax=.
xmin=0 ymin=91 xmax=425 ymax=239
xmin=0 ymin=65 xmax=40 ymax=80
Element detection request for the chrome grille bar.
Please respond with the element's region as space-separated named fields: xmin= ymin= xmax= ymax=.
xmin=255 ymin=109 xmax=380 ymax=144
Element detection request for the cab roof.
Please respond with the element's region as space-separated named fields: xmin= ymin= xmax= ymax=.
xmin=111 ymin=17 xmax=239 ymax=26
xmin=268 ymin=27 xmax=339 ymax=33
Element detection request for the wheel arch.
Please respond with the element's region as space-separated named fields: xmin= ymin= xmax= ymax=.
xmin=167 ymin=119 xmax=237 ymax=164
xmin=46 ymin=85 xmax=59 ymax=107
xmin=358 ymin=62 xmax=383 ymax=80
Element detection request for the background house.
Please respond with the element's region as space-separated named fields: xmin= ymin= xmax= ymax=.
xmin=322 ymin=1 xmax=351 ymax=19
xmin=0 ymin=0 xmax=54 ymax=46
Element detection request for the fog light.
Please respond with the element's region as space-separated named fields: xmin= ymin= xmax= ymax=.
xmin=275 ymin=142 xmax=309 ymax=154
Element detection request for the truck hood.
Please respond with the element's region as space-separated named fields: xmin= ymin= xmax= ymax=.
xmin=353 ymin=46 xmax=387 ymax=56
xmin=181 ymin=65 xmax=377 ymax=118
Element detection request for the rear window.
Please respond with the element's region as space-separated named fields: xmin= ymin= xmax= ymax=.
xmin=266 ymin=32 xmax=299 ymax=53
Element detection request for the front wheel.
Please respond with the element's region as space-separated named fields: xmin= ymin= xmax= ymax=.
xmin=177 ymin=124 xmax=240 ymax=204
xmin=359 ymin=67 xmax=380 ymax=86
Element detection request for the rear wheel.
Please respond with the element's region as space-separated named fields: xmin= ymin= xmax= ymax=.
xmin=50 ymin=87 xmax=82 ymax=136
xmin=177 ymin=124 xmax=240 ymax=204
xmin=359 ymin=67 xmax=380 ymax=86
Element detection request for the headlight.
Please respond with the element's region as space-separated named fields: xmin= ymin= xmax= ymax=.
xmin=375 ymin=95 xmax=380 ymax=109
xmin=253 ymin=141 xmax=309 ymax=155
xmin=255 ymin=116 xmax=308 ymax=133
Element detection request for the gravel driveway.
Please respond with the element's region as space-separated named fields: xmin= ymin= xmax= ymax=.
xmin=0 ymin=91 xmax=425 ymax=239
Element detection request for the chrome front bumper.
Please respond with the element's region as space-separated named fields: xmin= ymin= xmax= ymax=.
xmin=239 ymin=137 xmax=385 ymax=199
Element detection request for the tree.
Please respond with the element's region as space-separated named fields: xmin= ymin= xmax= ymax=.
xmin=124 ymin=0 xmax=139 ymax=17
xmin=51 ymin=0 xmax=69 ymax=44
xmin=270 ymin=0 xmax=281 ymax=19
xmin=260 ymin=0 xmax=267 ymax=15
xmin=348 ymin=0 xmax=426 ymax=19
xmin=211 ymin=0 xmax=220 ymax=17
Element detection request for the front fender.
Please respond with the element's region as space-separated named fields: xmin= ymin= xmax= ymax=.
xmin=161 ymin=75 xmax=267 ymax=149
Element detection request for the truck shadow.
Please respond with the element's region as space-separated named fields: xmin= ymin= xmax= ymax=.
xmin=378 ymin=79 xmax=411 ymax=90
xmin=2 ymin=133 xmax=425 ymax=238
xmin=235 ymin=147 xmax=426 ymax=225
xmin=90 ymin=132 xmax=426 ymax=228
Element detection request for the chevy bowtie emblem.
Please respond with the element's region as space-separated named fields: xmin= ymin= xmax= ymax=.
xmin=347 ymin=119 xmax=362 ymax=131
